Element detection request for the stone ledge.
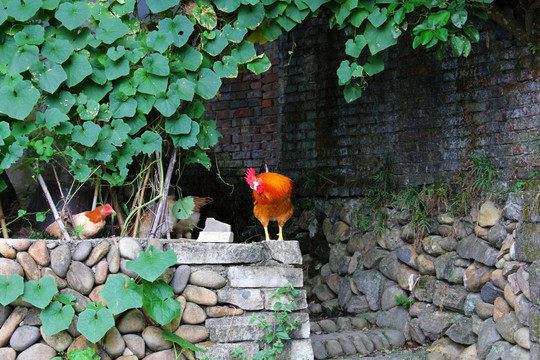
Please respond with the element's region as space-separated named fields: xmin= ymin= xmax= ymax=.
xmin=165 ymin=241 xmax=264 ymax=264
xmin=227 ymin=266 xmax=303 ymax=288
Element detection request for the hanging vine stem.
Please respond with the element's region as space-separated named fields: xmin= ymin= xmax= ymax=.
xmin=126 ymin=158 xmax=154 ymax=237
xmin=35 ymin=169 xmax=71 ymax=241
xmin=51 ymin=165 xmax=79 ymax=240
xmin=150 ymin=147 xmax=177 ymax=238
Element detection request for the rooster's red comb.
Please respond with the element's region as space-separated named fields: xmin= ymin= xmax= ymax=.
xmin=245 ymin=167 xmax=256 ymax=186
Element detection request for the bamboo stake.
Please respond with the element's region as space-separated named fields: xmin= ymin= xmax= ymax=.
xmin=150 ymin=148 xmax=177 ymax=238
xmin=36 ymin=172 xmax=72 ymax=241
xmin=130 ymin=160 xmax=153 ymax=237
xmin=0 ymin=199 xmax=8 ymax=239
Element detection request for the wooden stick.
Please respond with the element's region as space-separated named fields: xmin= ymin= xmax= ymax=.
xmin=150 ymin=148 xmax=177 ymax=238
xmin=110 ymin=188 xmax=125 ymax=228
xmin=51 ymin=165 xmax=79 ymax=239
xmin=130 ymin=160 xmax=153 ymax=237
xmin=36 ymin=172 xmax=72 ymax=241
xmin=0 ymin=199 xmax=8 ymax=239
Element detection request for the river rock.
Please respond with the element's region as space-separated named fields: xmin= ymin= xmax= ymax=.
xmin=117 ymin=309 xmax=147 ymax=334
xmin=182 ymin=302 xmax=207 ymax=324
xmin=142 ymin=326 xmax=172 ymax=351
xmin=487 ymin=224 xmax=507 ymax=247
xmin=495 ymin=312 xmax=521 ymax=343
xmin=41 ymin=267 xmax=68 ymax=289
xmin=0 ymin=258 xmax=24 ymax=278
xmin=493 ymin=297 xmax=511 ymax=321
xmin=16 ymin=343 xmax=57 ymax=360
xmin=182 ymin=285 xmax=217 ymax=306
xmin=16 ymin=252 xmax=40 ymax=281
xmin=28 ymin=240 xmax=50 ymax=266
xmin=464 ymin=263 xmax=492 ymax=291
xmin=66 ymin=261 xmax=95 ymax=295
xmin=60 ymin=288 xmax=90 ymax=314
xmin=72 ymin=241 xmax=93 ymax=261
xmin=481 ymin=281 xmax=504 ymax=304
xmin=107 ymin=242 xmax=120 ymax=273
xmin=40 ymin=327 xmax=73 ymax=352
xmin=352 ymin=269 xmax=390 ymax=311
xmin=189 ymin=270 xmax=227 ymax=289
xmin=422 ymin=235 xmax=447 ymax=256
xmin=417 ymin=254 xmax=436 ymax=275
xmin=95 ymin=260 xmax=109 ymax=285
xmin=0 ymin=347 xmax=15 ymax=360
xmin=50 ymin=244 xmax=71 ymax=277
xmin=9 ymin=325 xmax=40 ymax=351
xmin=514 ymin=327 xmax=530 ymax=349
xmin=174 ymin=324 xmax=209 ymax=343
xmin=457 ymin=234 xmax=498 ymax=266
xmin=119 ymin=238 xmax=143 ymax=260
xmin=396 ymin=245 xmax=418 ymax=269
xmin=0 ymin=240 xmax=16 ymax=259
xmin=205 ymin=306 xmax=243 ymax=318
xmin=477 ymin=318 xmax=502 ymax=359
xmin=446 ymin=316 xmax=477 ymax=345
xmin=123 ymin=334 xmax=145 ymax=358
xmin=434 ymin=252 xmax=464 ymax=284
xmin=171 ymin=265 xmax=191 ymax=294
xmin=0 ymin=306 xmax=27 ymax=347
xmin=86 ymin=240 xmax=110 ymax=267
xmin=103 ymin=327 xmax=125 ymax=358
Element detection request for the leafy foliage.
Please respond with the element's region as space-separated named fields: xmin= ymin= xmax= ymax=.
xmin=0 ymin=0 xmax=494 ymax=198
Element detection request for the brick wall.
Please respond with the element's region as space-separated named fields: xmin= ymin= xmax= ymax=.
xmin=180 ymin=16 xmax=539 ymax=238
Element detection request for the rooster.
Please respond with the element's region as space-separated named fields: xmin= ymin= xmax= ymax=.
xmin=45 ymin=204 xmax=115 ymax=239
xmin=245 ymin=167 xmax=294 ymax=241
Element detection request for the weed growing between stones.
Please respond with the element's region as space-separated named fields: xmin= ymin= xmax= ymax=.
xmin=395 ymin=294 xmax=414 ymax=308
xmin=231 ymin=283 xmax=302 ymax=360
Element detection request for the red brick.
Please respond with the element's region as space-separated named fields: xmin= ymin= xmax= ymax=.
xmin=234 ymin=108 xmax=254 ymax=117
xmin=251 ymin=81 xmax=262 ymax=89
xmin=262 ymin=99 xmax=273 ymax=108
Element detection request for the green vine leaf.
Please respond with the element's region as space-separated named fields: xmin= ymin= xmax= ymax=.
xmin=72 ymin=121 xmax=101 ymax=147
xmin=147 ymin=29 xmax=174 ymax=53
xmin=185 ymin=148 xmax=212 ymax=169
xmin=196 ymin=120 xmax=222 ymax=149
xmin=0 ymin=274 xmax=24 ymax=306
xmin=171 ymin=121 xmax=200 ymax=149
xmin=142 ymin=280 xmax=181 ymax=326
xmin=6 ymin=0 xmax=42 ymax=21
xmin=126 ymin=245 xmax=178 ymax=282
xmin=145 ymin=0 xmax=179 ymax=13
xmin=96 ymin=18 xmax=130 ymax=44
xmin=14 ymin=25 xmax=44 ymax=46
xmin=193 ymin=3 xmax=218 ymax=30
xmin=22 ymin=276 xmax=58 ymax=309
xmin=77 ymin=302 xmax=115 ymax=344
xmin=55 ymin=2 xmax=91 ymax=30
xmin=237 ymin=3 xmax=265 ymax=30
xmin=137 ymin=130 xmax=162 ymax=155
xmin=30 ymin=62 xmax=67 ymax=94
xmin=172 ymin=196 xmax=195 ymax=220
xmin=191 ymin=68 xmax=221 ymax=100
xmin=64 ymin=53 xmax=93 ymax=87
xmin=162 ymin=330 xmax=207 ymax=353
xmin=0 ymin=80 xmax=40 ymax=120
xmin=165 ymin=114 xmax=192 ymax=135
xmin=100 ymin=274 xmax=143 ymax=315
xmin=40 ymin=301 xmax=75 ymax=336
xmin=142 ymin=53 xmax=170 ymax=76
xmin=10 ymin=45 xmax=39 ymax=74
xmin=247 ymin=54 xmax=271 ymax=75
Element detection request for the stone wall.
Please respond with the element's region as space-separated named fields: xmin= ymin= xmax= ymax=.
xmin=298 ymin=191 xmax=537 ymax=359
xmin=0 ymin=239 xmax=312 ymax=360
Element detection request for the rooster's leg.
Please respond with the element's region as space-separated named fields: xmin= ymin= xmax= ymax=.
xmin=264 ymin=226 xmax=271 ymax=241
xmin=277 ymin=226 xmax=284 ymax=241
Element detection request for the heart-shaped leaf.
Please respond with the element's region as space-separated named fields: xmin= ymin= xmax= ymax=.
xmin=44 ymin=91 xmax=76 ymax=114
xmin=134 ymin=93 xmax=155 ymax=115
xmin=138 ymin=131 xmax=162 ymax=155
xmin=364 ymin=20 xmax=398 ymax=55
xmin=96 ymin=18 xmax=129 ymax=44
xmin=213 ymin=56 xmax=239 ymax=78
xmin=191 ymin=68 xmax=221 ymax=100
xmin=193 ymin=3 xmax=217 ymax=30
xmin=101 ymin=119 xmax=130 ymax=146
xmin=6 ymin=0 xmax=42 ymax=21
xmin=124 ymin=113 xmax=147 ymax=135
xmin=171 ymin=121 xmax=200 ymax=149
xmin=40 ymin=301 xmax=75 ymax=336
xmin=111 ymin=0 xmax=135 ymax=16
xmin=64 ymin=53 xmax=93 ymax=87
xmin=133 ymin=68 xmax=168 ymax=95
xmin=110 ymin=92 xmax=137 ymax=118
xmin=154 ymin=91 xmax=181 ymax=117
xmin=0 ymin=274 xmax=24 ymax=306
xmin=30 ymin=62 xmax=67 ymax=94
xmin=159 ymin=15 xmax=194 ymax=48
xmin=72 ymin=121 xmax=101 ymax=147
xmin=77 ymin=303 xmax=115 ymax=344
xmin=237 ymin=3 xmax=265 ymax=30
xmin=142 ymin=280 xmax=181 ymax=326
xmin=163 ymin=330 xmax=207 ymax=353
xmin=14 ymin=25 xmax=44 ymax=46
xmin=185 ymin=148 xmax=211 ymax=169
xmin=174 ymin=46 xmax=202 ymax=72
xmin=22 ymin=276 xmax=58 ymax=309
xmin=165 ymin=114 xmax=192 ymax=135
xmin=86 ymin=141 xmax=116 ymax=163
xmin=345 ymin=34 xmax=367 ymax=57
xmin=42 ymin=39 xmax=74 ymax=64
xmin=363 ymin=53 xmax=384 ymax=76
xmin=0 ymin=80 xmax=40 ymax=120
xmin=142 ymin=53 xmax=170 ymax=76
xmin=213 ymin=0 xmax=240 ymax=12
xmin=0 ymin=122 xmax=10 ymax=146
xmin=100 ymin=274 xmax=143 ymax=315
xmin=55 ymin=2 xmax=91 ymax=30
xmin=197 ymin=120 xmax=222 ymax=149
xmin=107 ymin=46 xmax=126 ymax=61
xmin=202 ymin=30 xmax=228 ymax=56
xmin=104 ymin=57 xmax=130 ymax=80
xmin=170 ymin=78 xmax=195 ymax=101
xmin=126 ymin=245 xmax=177 ymax=282
xmin=172 ymin=196 xmax=195 ymax=220
xmin=147 ymin=30 xmax=174 ymax=53
xmin=231 ymin=40 xmax=257 ymax=63
xmin=10 ymin=45 xmax=39 ymax=74
xmin=247 ymin=54 xmax=271 ymax=75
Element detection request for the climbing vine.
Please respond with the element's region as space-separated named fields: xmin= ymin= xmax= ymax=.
xmin=0 ymin=0 xmax=493 ymax=213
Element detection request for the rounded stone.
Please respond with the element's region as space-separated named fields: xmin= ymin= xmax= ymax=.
xmin=189 ymin=270 xmax=227 ymax=289
xmin=142 ymin=326 xmax=172 ymax=351
xmin=16 ymin=252 xmax=40 ymax=280
xmin=72 ymin=241 xmax=93 ymax=261
xmin=9 ymin=325 xmax=40 ymax=351
xmin=117 ymin=309 xmax=147 ymax=334
xmin=0 ymin=240 xmax=16 ymax=259
xmin=182 ymin=302 xmax=207 ymax=324
xmin=103 ymin=326 xmax=125 ymax=358
xmin=60 ymin=289 xmax=90 ymax=314
xmin=94 ymin=260 xmax=109 ymax=285
xmin=171 ymin=265 xmax=191 ymax=294
xmin=40 ymin=327 xmax=73 ymax=352
xmin=66 ymin=261 xmax=95 ymax=295
xmin=475 ymin=302 xmax=494 ymax=320
xmin=205 ymin=306 xmax=244 ymax=318
xmin=67 ymin=335 xmax=100 ymax=357
xmin=123 ymin=334 xmax=145 ymax=358
xmin=28 ymin=240 xmax=50 ymax=266
xmin=11 ymin=239 xmax=31 ymax=251
xmin=181 ymin=285 xmax=217 ymax=306
xmin=50 ymin=244 xmax=72 ymax=278
xmin=417 ymin=254 xmax=436 ymax=275
xmin=119 ymin=238 xmax=142 ymax=260
xmin=119 ymin=259 xmax=138 ymax=278
xmin=86 ymin=240 xmax=110 ymax=267
xmin=0 ymin=347 xmax=15 ymax=360
xmin=89 ymin=285 xmax=106 ymax=305
xmin=174 ymin=325 xmax=209 ymax=343
xmin=16 ymin=343 xmax=57 ymax=360
xmin=107 ymin=243 xmax=120 ymax=273
xmin=142 ymin=349 xmax=176 ymax=360
xmin=514 ymin=327 xmax=530 ymax=349
xmin=0 ymin=258 xmax=24 ymax=278
xmin=42 ymin=267 xmax=68 ymax=289
xmin=493 ymin=297 xmax=511 ymax=321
